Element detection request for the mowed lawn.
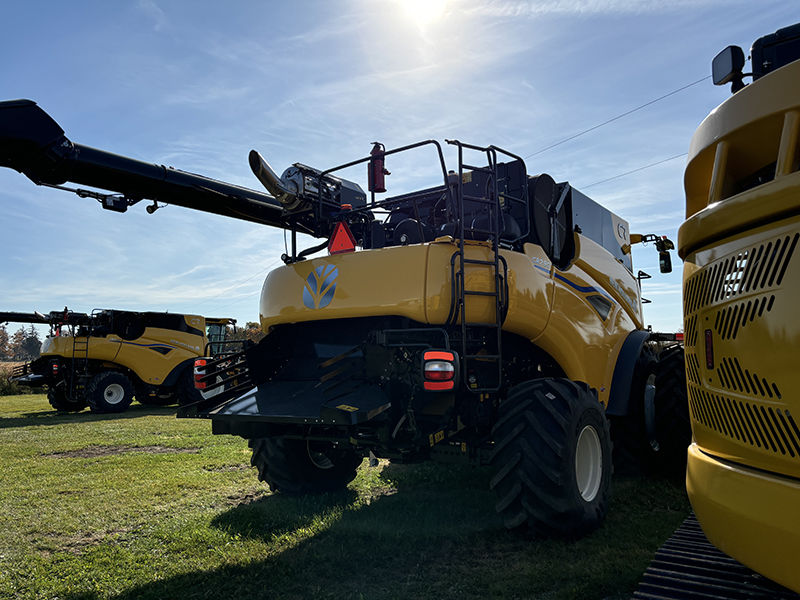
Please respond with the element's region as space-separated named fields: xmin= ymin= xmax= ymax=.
xmin=0 ymin=394 xmax=691 ymax=600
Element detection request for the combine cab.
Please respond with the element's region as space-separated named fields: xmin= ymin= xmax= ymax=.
xmin=0 ymin=102 xmax=688 ymax=538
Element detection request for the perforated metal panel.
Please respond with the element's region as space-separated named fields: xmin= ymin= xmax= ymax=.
xmin=683 ymin=229 xmax=800 ymax=471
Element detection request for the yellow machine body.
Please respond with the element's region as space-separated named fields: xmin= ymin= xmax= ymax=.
xmin=260 ymin=231 xmax=642 ymax=408
xmin=40 ymin=314 xmax=214 ymax=386
xmin=680 ymin=56 xmax=800 ymax=593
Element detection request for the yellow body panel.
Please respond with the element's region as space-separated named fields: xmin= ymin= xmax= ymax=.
xmin=683 ymin=60 xmax=800 ymax=223
xmin=545 ymin=235 xmax=639 ymax=405
xmin=687 ymin=443 xmax=800 ymax=593
xmin=260 ymin=233 xmax=642 ymax=407
xmin=682 ymin=211 xmax=800 ymax=478
xmin=42 ymin=335 xmax=122 ymax=363
xmin=113 ymin=326 xmax=205 ymax=385
xmin=681 ymin=52 xmax=800 ymax=593
xmin=42 ymin=314 xmax=210 ymax=386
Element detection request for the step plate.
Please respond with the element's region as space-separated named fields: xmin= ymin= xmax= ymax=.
xmin=205 ymin=379 xmax=391 ymax=426
xmin=633 ymin=513 xmax=800 ymax=600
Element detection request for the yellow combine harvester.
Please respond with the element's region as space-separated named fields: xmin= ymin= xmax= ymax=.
xmin=0 ymin=100 xmax=688 ymax=539
xmin=680 ymin=22 xmax=800 ymax=593
xmin=3 ymin=308 xmax=236 ymax=413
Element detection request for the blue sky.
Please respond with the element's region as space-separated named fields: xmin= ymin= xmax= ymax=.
xmin=0 ymin=1 xmax=796 ymax=337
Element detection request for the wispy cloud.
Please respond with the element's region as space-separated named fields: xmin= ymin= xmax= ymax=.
xmin=463 ymin=0 xmax=733 ymax=18
xmin=2 ymin=0 xmax=795 ymax=335
xmin=136 ymin=0 xmax=168 ymax=31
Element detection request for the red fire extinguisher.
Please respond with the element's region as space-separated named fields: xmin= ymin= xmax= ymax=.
xmin=368 ymin=142 xmax=390 ymax=193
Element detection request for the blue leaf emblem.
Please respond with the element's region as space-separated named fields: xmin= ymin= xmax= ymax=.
xmin=303 ymin=265 xmax=338 ymax=309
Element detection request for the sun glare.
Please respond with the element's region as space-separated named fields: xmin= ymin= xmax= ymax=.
xmin=398 ymin=0 xmax=449 ymax=29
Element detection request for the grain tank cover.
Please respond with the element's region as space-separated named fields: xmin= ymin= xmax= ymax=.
xmin=570 ymin=187 xmax=632 ymax=272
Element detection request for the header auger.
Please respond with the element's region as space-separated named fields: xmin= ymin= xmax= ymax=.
xmin=0 ymin=98 xmax=686 ymax=540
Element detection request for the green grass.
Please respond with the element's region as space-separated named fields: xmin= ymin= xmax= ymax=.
xmin=0 ymin=394 xmax=691 ymax=600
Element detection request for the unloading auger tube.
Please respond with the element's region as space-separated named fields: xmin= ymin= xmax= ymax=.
xmin=0 ymin=99 xmax=458 ymax=258
xmin=0 ymin=99 xmax=348 ymax=237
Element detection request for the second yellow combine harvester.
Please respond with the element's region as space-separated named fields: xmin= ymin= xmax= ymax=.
xmin=3 ymin=308 xmax=236 ymax=413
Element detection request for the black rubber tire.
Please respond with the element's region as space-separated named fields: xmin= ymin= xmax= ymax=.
xmin=610 ymin=344 xmax=658 ymax=475
xmin=490 ymin=378 xmax=613 ymax=539
xmin=86 ymin=371 xmax=135 ymax=414
xmin=651 ymin=345 xmax=691 ymax=482
xmin=47 ymin=387 xmax=87 ymax=412
xmin=177 ymin=367 xmax=203 ymax=407
xmin=249 ymin=437 xmax=363 ymax=495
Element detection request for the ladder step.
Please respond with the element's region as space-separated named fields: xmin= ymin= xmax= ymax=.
xmin=462 ymin=258 xmax=499 ymax=266
xmin=461 ymin=164 xmax=493 ymax=174
xmin=462 ymin=194 xmax=498 ymax=204
xmin=464 ymin=290 xmax=499 ymax=297
xmin=462 ymin=228 xmax=499 ymax=237
xmin=498 ymin=195 xmax=523 ymax=206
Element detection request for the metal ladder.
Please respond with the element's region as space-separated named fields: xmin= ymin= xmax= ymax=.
xmin=446 ymin=140 xmax=507 ymax=392
xmin=67 ymin=314 xmax=92 ymax=401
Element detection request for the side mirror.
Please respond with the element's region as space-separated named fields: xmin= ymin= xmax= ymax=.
xmin=631 ymin=233 xmax=675 ymax=273
xmin=712 ymin=45 xmax=746 ymax=92
xmin=659 ymin=251 xmax=672 ymax=274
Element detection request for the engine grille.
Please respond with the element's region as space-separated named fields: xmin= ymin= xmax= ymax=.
xmin=689 ymin=388 xmax=800 ymax=458
xmin=684 ymin=233 xmax=798 ymax=315
xmin=683 ymin=229 xmax=800 ymax=465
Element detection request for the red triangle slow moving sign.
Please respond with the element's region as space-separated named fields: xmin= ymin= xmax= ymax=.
xmin=328 ymin=221 xmax=357 ymax=255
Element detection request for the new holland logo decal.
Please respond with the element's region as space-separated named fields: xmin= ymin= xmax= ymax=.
xmin=303 ymin=264 xmax=338 ymax=310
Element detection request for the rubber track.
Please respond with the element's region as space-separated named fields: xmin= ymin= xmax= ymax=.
xmin=633 ymin=513 xmax=800 ymax=600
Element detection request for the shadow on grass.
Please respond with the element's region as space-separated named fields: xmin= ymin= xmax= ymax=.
xmin=68 ymin=465 xmax=690 ymax=600
xmin=0 ymin=403 xmax=177 ymax=429
xmin=107 ymin=465 xmax=506 ymax=600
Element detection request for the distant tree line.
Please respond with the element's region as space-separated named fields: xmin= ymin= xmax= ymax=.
xmin=229 ymin=322 xmax=266 ymax=344
xmin=0 ymin=324 xmax=42 ymax=361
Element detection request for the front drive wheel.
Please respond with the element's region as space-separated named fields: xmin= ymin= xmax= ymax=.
xmin=86 ymin=371 xmax=135 ymax=414
xmin=490 ymin=378 xmax=612 ymax=539
xmin=249 ymin=438 xmax=363 ymax=495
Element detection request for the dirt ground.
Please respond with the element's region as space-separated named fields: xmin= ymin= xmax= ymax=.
xmin=45 ymin=445 xmax=200 ymax=459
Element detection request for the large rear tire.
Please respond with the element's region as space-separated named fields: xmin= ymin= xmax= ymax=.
xmin=249 ymin=437 xmax=363 ymax=495
xmin=490 ymin=378 xmax=612 ymax=539
xmin=86 ymin=371 xmax=135 ymax=414
xmin=177 ymin=367 xmax=203 ymax=407
xmin=652 ymin=344 xmax=691 ymax=481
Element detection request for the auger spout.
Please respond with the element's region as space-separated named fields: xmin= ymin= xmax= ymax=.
xmin=248 ymin=149 xmax=303 ymax=212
